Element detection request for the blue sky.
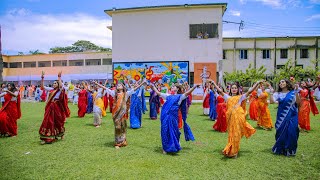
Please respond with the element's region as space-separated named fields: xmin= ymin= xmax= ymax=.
xmin=0 ymin=0 xmax=319 ymax=55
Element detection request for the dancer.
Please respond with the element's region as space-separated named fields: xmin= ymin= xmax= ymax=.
xmin=213 ymin=90 xmax=227 ymax=132
xmin=39 ymin=71 xmax=70 ymax=144
xmin=270 ymin=79 xmax=301 ymax=156
xmin=151 ymin=83 xmax=200 ymax=154
xmin=249 ymin=89 xmax=258 ymax=121
xmin=256 ymin=82 xmax=273 ymax=130
xmin=298 ymin=80 xmax=319 ymax=131
xmin=86 ymin=83 xmax=93 ymax=114
xmin=108 ymin=83 xmax=116 ymax=113
xmin=94 ymin=80 xmax=146 ymax=148
xmin=0 ymin=83 xmax=21 ymax=137
xmin=77 ymin=82 xmax=88 ymax=118
xmin=209 ymin=84 xmax=217 ymax=120
xmin=148 ymin=84 xmax=161 ymax=120
xmin=129 ymin=81 xmax=145 ymax=129
xmin=203 ymin=83 xmax=210 ymax=115
xmin=211 ymin=80 xmax=261 ymax=158
xmin=92 ymin=83 xmax=107 ymax=127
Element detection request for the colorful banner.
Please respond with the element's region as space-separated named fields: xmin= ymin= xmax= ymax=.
xmin=113 ymin=61 xmax=189 ymax=93
xmin=193 ymin=62 xmax=217 ymax=100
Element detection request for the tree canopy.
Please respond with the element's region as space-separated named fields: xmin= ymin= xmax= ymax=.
xmin=49 ymin=40 xmax=111 ymax=53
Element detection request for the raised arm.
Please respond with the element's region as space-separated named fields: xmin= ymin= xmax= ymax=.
xmin=4 ymin=89 xmax=18 ymax=97
xmin=294 ymin=84 xmax=301 ymax=106
xmin=41 ymin=71 xmax=45 ymax=89
xmin=133 ymin=79 xmax=146 ymax=92
xmin=210 ymin=80 xmax=225 ymax=96
xmin=245 ymin=80 xmax=264 ymax=97
xmin=58 ymin=71 xmax=62 ymax=89
xmin=183 ymin=84 xmax=200 ymax=96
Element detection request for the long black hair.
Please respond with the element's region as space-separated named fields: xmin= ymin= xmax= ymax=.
xmin=277 ymin=79 xmax=294 ymax=92
xmin=229 ymin=83 xmax=240 ymax=96
xmin=8 ymin=83 xmax=17 ymax=92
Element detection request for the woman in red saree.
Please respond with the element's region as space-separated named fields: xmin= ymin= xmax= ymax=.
xmin=298 ymin=80 xmax=319 ymax=131
xmin=203 ymin=83 xmax=210 ymax=115
xmin=39 ymin=71 xmax=70 ymax=144
xmin=78 ymin=82 xmax=88 ymax=117
xmin=249 ymin=90 xmax=258 ymax=121
xmin=108 ymin=83 xmax=116 ymax=113
xmin=0 ymin=83 xmax=21 ymax=137
xmin=213 ymin=93 xmax=227 ymax=132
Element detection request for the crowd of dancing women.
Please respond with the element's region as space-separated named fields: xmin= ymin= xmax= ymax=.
xmin=0 ymin=71 xmax=319 ymax=158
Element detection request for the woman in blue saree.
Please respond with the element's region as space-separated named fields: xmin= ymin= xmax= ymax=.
xmin=209 ymin=85 xmax=217 ymax=121
xmin=270 ymin=79 xmax=301 ymax=156
xmin=149 ymin=84 xmax=161 ymax=120
xmin=129 ymin=86 xmax=143 ymax=129
xmin=86 ymin=84 xmax=94 ymax=114
xmin=151 ymin=83 xmax=200 ymax=154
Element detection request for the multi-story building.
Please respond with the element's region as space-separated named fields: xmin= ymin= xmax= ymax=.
xmin=2 ymin=52 xmax=112 ymax=84
xmin=222 ymin=36 xmax=319 ymax=74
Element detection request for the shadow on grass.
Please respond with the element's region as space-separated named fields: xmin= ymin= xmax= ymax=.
xmin=105 ymin=141 xmax=116 ymax=148
xmin=153 ymin=147 xmax=180 ymax=156
xmin=212 ymin=148 xmax=254 ymax=160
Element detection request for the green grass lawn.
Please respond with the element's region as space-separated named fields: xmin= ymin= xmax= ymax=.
xmin=1 ymin=102 xmax=320 ymax=179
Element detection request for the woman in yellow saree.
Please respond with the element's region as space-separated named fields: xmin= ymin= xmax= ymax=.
xmin=211 ymin=80 xmax=262 ymax=158
xmin=256 ymin=82 xmax=273 ymax=130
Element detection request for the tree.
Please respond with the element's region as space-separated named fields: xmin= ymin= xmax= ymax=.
xmin=49 ymin=40 xmax=111 ymax=53
xmin=29 ymin=50 xmax=45 ymax=55
xmin=18 ymin=52 xmax=24 ymax=55
xmin=272 ymin=59 xmax=305 ymax=85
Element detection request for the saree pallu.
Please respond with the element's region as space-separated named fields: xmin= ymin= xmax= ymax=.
xmin=130 ymin=91 xmax=142 ymax=129
xmin=257 ymin=92 xmax=273 ymax=129
xmin=223 ymin=95 xmax=256 ymax=157
xmin=112 ymin=92 xmax=128 ymax=147
xmin=0 ymin=94 xmax=21 ymax=136
xmin=109 ymin=95 xmax=114 ymax=113
xmin=149 ymin=91 xmax=160 ymax=120
xmin=213 ymin=96 xmax=227 ymax=132
xmin=249 ymin=91 xmax=258 ymax=121
xmin=103 ymin=94 xmax=108 ymax=111
xmin=209 ymin=91 xmax=217 ymax=120
xmin=160 ymin=95 xmax=194 ymax=153
xmin=86 ymin=92 xmax=93 ymax=113
xmin=272 ymin=91 xmax=299 ymax=156
xmin=78 ymin=90 xmax=87 ymax=117
xmin=298 ymin=89 xmax=319 ymax=131
xmin=39 ymin=89 xmax=69 ymax=143
xmin=141 ymin=88 xmax=148 ymax=114
xmin=40 ymin=90 xmax=46 ymax=102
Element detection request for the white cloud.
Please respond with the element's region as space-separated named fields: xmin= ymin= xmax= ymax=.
xmin=305 ymin=14 xmax=320 ymax=21
xmin=229 ymin=10 xmax=241 ymax=17
xmin=310 ymin=0 xmax=320 ymax=4
xmin=0 ymin=9 xmax=112 ymax=54
xmin=239 ymin=0 xmax=302 ymax=9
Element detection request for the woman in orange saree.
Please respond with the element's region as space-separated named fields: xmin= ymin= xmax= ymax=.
xmin=298 ymin=80 xmax=319 ymax=131
xmin=95 ymin=80 xmax=146 ymax=149
xmin=0 ymin=83 xmax=21 ymax=137
xmin=77 ymin=82 xmax=88 ymax=118
xmin=249 ymin=90 xmax=258 ymax=121
xmin=211 ymin=80 xmax=261 ymax=158
xmin=256 ymin=83 xmax=273 ymax=130
xmin=39 ymin=71 xmax=70 ymax=144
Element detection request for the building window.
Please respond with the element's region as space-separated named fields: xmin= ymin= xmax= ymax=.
xmin=38 ymin=61 xmax=51 ymax=67
xmin=239 ymin=50 xmax=248 ymax=59
xmin=262 ymin=49 xmax=270 ymax=59
xmin=103 ymin=58 xmax=112 ymax=65
xmin=24 ymin=62 xmax=37 ymax=68
xmin=223 ymin=50 xmax=226 ymax=59
xmin=3 ymin=62 xmax=8 ymax=68
xmin=276 ymin=65 xmax=284 ymax=69
xmin=69 ymin=60 xmax=83 ymax=66
xmin=53 ymin=60 xmax=68 ymax=67
xmin=189 ymin=23 xmax=219 ymax=39
xmin=300 ymin=49 xmax=308 ymax=58
xmin=85 ymin=59 xmax=101 ymax=66
xmin=280 ymin=49 xmax=288 ymax=59
xmin=9 ymin=62 xmax=22 ymax=68
xmin=189 ymin=72 xmax=194 ymax=86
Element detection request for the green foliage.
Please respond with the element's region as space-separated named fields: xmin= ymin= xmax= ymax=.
xmin=1 ymin=103 xmax=320 ymax=179
xmin=273 ymin=59 xmax=319 ymax=84
xmin=224 ymin=64 xmax=266 ymax=86
xmin=49 ymin=40 xmax=112 ymax=53
xmin=28 ymin=50 xmax=45 ymax=55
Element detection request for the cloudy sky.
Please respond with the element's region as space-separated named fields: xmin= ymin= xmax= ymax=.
xmin=0 ymin=0 xmax=319 ymax=55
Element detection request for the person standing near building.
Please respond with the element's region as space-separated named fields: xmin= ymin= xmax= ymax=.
xmin=39 ymin=71 xmax=70 ymax=144
xmin=0 ymin=83 xmax=21 ymax=137
xmin=211 ymin=79 xmax=261 ymax=158
xmin=150 ymin=83 xmax=199 ymax=154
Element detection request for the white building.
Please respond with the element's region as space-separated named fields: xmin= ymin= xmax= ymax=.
xmin=105 ymin=3 xmax=227 ymax=73
xmin=222 ymin=36 xmax=320 ymax=74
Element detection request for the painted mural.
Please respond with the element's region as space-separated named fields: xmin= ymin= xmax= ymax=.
xmin=113 ymin=61 xmax=189 ymax=92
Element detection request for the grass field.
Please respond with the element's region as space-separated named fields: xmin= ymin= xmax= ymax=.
xmin=1 ymin=102 xmax=320 ymax=179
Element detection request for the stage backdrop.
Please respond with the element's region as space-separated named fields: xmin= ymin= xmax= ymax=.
xmin=193 ymin=62 xmax=217 ymax=100
xmin=113 ymin=61 xmax=189 ymax=95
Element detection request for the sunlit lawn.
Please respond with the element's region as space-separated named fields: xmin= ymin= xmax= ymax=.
xmin=1 ymin=102 xmax=320 ymax=179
